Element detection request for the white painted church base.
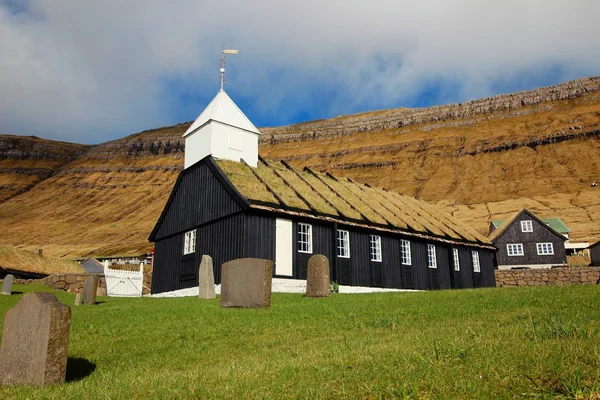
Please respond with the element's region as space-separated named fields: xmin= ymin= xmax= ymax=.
xmin=150 ymin=278 xmax=419 ymax=297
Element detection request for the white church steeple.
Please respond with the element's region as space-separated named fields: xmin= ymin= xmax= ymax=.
xmin=183 ymin=49 xmax=260 ymax=168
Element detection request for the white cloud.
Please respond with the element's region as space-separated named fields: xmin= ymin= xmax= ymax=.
xmin=1 ymin=0 xmax=599 ymax=143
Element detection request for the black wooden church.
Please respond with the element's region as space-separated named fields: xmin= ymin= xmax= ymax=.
xmin=149 ymin=87 xmax=497 ymax=294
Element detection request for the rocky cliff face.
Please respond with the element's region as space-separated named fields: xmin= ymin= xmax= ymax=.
xmin=260 ymin=76 xmax=600 ymax=144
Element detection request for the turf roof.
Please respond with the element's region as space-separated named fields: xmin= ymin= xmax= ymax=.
xmin=215 ymin=158 xmax=492 ymax=247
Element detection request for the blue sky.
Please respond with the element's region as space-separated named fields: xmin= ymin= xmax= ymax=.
xmin=1 ymin=0 xmax=600 ymax=144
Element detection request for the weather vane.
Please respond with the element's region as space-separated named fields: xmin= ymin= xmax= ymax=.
xmin=220 ymin=44 xmax=239 ymax=91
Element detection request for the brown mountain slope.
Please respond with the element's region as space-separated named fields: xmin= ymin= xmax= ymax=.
xmin=0 ymin=77 xmax=599 ymax=258
xmin=261 ymin=77 xmax=600 ymax=242
xmin=0 ymin=135 xmax=90 ymax=203
xmin=0 ymin=125 xmax=187 ymax=258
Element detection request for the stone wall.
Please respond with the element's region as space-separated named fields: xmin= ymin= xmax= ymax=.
xmin=13 ymin=272 xmax=153 ymax=296
xmin=143 ymin=273 xmax=152 ymax=296
xmin=495 ymin=267 xmax=600 ymax=287
xmin=41 ymin=274 xmax=107 ymax=296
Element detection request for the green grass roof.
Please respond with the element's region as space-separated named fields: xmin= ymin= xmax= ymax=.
xmin=215 ymin=158 xmax=492 ymax=246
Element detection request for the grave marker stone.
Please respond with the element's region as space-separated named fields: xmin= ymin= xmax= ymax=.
xmin=198 ymin=255 xmax=216 ymax=299
xmin=220 ymin=258 xmax=272 ymax=308
xmin=1 ymin=274 xmax=14 ymax=296
xmin=306 ymin=255 xmax=331 ymax=298
xmin=74 ymin=291 xmax=81 ymax=306
xmin=82 ymin=275 xmax=99 ymax=305
xmin=0 ymin=292 xmax=71 ymax=386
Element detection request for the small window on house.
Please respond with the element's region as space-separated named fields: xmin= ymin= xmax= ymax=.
xmin=507 ymin=243 xmax=524 ymax=256
xmin=370 ymin=235 xmax=382 ymax=262
xmin=521 ymin=220 xmax=533 ymax=232
xmin=537 ymin=243 xmax=554 ymax=255
xmin=184 ymin=230 xmax=196 ymax=255
xmin=297 ymin=223 xmax=313 ymax=253
xmin=427 ymin=244 xmax=437 ymax=269
xmin=337 ymin=230 xmax=350 ymax=258
xmin=453 ymin=248 xmax=460 ymax=271
xmin=401 ymin=239 xmax=411 ymax=265
xmin=472 ymin=250 xmax=481 ymax=272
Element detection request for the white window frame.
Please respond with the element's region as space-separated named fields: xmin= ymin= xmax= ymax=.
xmin=184 ymin=230 xmax=196 ymax=255
xmin=370 ymin=235 xmax=382 ymax=262
xmin=506 ymin=243 xmax=524 ymax=256
xmin=297 ymin=223 xmax=313 ymax=253
xmin=537 ymin=242 xmax=554 ymax=255
xmin=472 ymin=250 xmax=481 ymax=273
xmin=337 ymin=230 xmax=350 ymax=258
xmin=521 ymin=220 xmax=533 ymax=232
xmin=453 ymin=248 xmax=460 ymax=271
xmin=401 ymin=240 xmax=411 ymax=265
xmin=427 ymin=244 xmax=437 ymax=269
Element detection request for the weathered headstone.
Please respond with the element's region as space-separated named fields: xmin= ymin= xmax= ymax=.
xmin=0 ymin=292 xmax=71 ymax=386
xmin=306 ymin=255 xmax=331 ymax=298
xmin=220 ymin=258 xmax=273 ymax=308
xmin=82 ymin=275 xmax=99 ymax=305
xmin=198 ymin=255 xmax=216 ymax=299
xmin=74 ymin=291 xmax=81 ymax=306
xmin=1 ymin=274 xmax=14 ymax=296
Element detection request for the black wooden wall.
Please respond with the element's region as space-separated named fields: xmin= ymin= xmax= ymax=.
xmin=151 ymin=166 xmax=497 ymax=294
xmin=152 ymin=212 xmax=275 ymax=294
xmin=292 ymin=221 xmax=334 ymax=280
xmin=591 ymin=243 xmax=600 ymax=266
xmin=152 ymin=161 xmax=242 ymax=241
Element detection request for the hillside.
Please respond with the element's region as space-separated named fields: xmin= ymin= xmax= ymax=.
xmin=0 ymin=135 xmax=90 ymax=202
xmin=0 ymin=76 xmax=599 ymax=258
xmin=260 ymin=76 xmax=600 ymax=242
xmin=0 ymin=244 xmax=84 ymax=275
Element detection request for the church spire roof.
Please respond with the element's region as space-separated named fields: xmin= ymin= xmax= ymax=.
xmin=183 ymin=89 xmax=260 ymax=138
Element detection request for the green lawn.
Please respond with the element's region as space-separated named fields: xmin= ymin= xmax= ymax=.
xmin=0 ymin=284 xmax=599 ymax=399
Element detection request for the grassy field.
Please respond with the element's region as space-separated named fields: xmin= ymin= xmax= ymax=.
xmin=0 ymin=245 xmax=84 ymax=275
xmin=0 ymin=285 xmax=599 ymax=399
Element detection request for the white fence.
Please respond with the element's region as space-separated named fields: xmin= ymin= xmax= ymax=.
xmin=104 ymin=262 xmax=144 ymax=297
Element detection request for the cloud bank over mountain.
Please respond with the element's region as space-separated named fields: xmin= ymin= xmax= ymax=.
xmin=1 ymin=0 xmax=599 ymax=143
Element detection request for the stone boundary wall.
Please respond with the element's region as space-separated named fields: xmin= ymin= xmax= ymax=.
xmin=143 ymin=273 xmax=152 ymax=296
xmin=495 ymin=267 xmax=600 ymax=287
xmin=8 ymin=272 xmax=153 ymax=296
xmin=42 ymin=274 xmax=107 ymax=296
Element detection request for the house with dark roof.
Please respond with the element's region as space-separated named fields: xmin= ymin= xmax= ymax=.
xmin=149 ymin=83 xmax=497 ymax=294
xmin=490 ymin=216 xmax=590 ymax=256
xmin=490 ymin=217 xmax=571 ymax=239
xmin=80 ymin=258 xmax=105 ymax=274
xmin=488 ymin=209 xmax=567 ymax=270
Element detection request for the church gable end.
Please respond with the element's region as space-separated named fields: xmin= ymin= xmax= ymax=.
xmin=150 ymin=158 xmax=247 ymax=241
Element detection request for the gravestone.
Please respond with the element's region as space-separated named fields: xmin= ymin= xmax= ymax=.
xmin=1 ymin=274 xmax=14 ymax=295
xmin=220 ymin=258 xmax=273 ymax=308
xmin=306 ymin=255 xmax=331 ymax=298
xmin=0 ymin=292 xmax=71 ymax=386
xmin=74 ymin=292 xmax=81 ymax=306
xmin=198 ymin=255 xmax=216 ymax=299
xmin=82 ymin=275 xmax=99 ymax=305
